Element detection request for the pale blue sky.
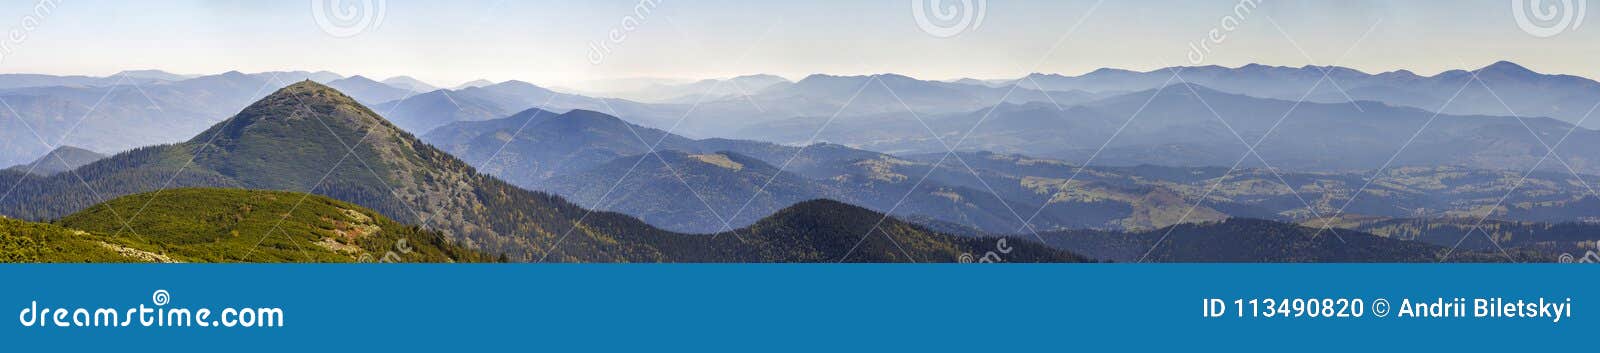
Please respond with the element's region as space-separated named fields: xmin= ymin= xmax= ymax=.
xmin=0 ymin=0 xmax=1594 ymax=87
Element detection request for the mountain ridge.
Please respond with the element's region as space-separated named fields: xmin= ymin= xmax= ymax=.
xmin=5 ymin=146 xmax=106 ymax=176
xmin=0 ymin=81 xmax=1082 ymax=262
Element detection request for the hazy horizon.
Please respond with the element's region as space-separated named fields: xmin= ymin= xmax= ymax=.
xmin=6 ymin=0 xmax=1600 ymax=270
xmin=0 ymin=0 xmax=1595 ymax=89
xmin=4 ymin=59 xmax=1586 ymax=93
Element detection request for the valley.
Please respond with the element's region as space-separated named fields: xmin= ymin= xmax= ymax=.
xmin=4 ymin=62 xmax=1600 ymax=263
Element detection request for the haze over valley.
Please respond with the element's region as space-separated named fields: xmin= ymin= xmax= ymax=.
xmin=4 ymin=60 xmax=1599 ymax=263
xmin=5 ymin=0 xmax=1599 ymax=263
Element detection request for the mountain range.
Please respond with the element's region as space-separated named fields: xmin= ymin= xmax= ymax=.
xmin=1013 ymin=61 xmax=1600 ymax=129
xmin=0 ymin=81 xmax=1077 ymax=262
xmin=5 ymin=62 xmax=1600 ymax=262
xmin=0 ymin=70 xmax=350 ymax=167
xmin=11 ymin=61 xmax=1594 ymax=174
xmin=421 ymin=105 xmax=1600 ymax=237
xmin=381 ymin=76 xmax=440 ymax=93
xmin=327 ymin=75 xmax=417 ymax=105
xmin=743 ymin=79 xmax=1600 ymax=176
xmin=377 ymin=72 xmax=1102 ymax=140
xmin=597 ymin=74 xmax=792 ymax=103
xmin=422 ymin=108 xmax=1077 ymax=234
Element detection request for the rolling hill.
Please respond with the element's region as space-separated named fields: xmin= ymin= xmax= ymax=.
xmin=327 ymin=75 xmax=415 ymax=105
xmin=709 ymin=199 xmax=1086 ymax=263
xmin=423 ymin=110 xmax=1085 ymax=234
xmin=381 ymin=76 xmax=439 ymax=93
xmin=1040 ymin=218 xmax=1540 ymax=263
xmin=1 ymin=216 xmax=137 ymax=263
xmin=909 ymin=152 xmax=1600 ymax=229
xmin=5 ymin=146 xmax=106 ymax=176
xmin=543 ymin=150 xmax=826 ymax=233
xmin=0 ymin=81 xmax=1080 ymax=262
xmin=423 ymin=108 xmax=699 ymax=187
xmin=2 ymin=188 xmax=489 ymax=263
xmin=370 ymin=89 xmax=511 ymax=135
xmin=419 ymin=101 xmax=1600 ymax=236
xmin=754 ymin=81 xmax=1600 ymax=177
xmin=1300 ymin=216 xmax=1600 ymax=256
xmin=374 ymin=80 xmax=676 ymax=136
xmin=381 ymin=72 xmax=1100 ymax=140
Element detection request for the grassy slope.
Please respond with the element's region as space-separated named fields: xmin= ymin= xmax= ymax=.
xmin=38 ymin=188 xmax=490 ymax=263
xmin=0 ymin=217 xmax=138 ymax=262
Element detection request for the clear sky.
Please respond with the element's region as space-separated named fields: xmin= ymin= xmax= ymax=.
xmin=0 ymin=0 xmax=1594 ymax=88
